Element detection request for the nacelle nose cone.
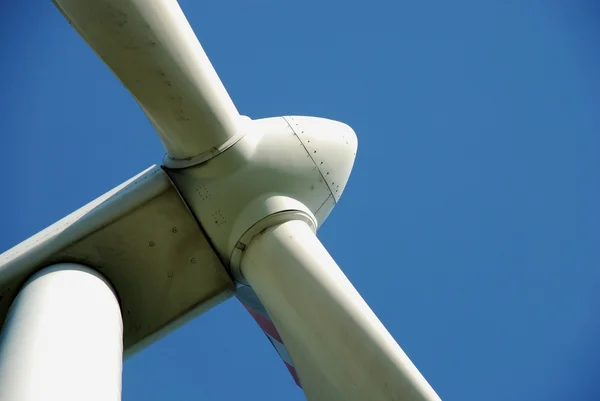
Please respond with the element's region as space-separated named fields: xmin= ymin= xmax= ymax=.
xmin=284 ymin=116 xmax=358 ymax=202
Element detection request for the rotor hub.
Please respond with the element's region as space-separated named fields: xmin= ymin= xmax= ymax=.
xmin=165 ymin=116 xmax=357 ymax=281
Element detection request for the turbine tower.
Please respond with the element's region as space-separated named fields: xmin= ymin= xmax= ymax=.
xmin=0 ymin=1 xmax=441 ymax=400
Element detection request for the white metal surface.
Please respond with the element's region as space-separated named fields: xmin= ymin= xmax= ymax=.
xmin=0 ymin=264 xmax=123 ymax=401
xmin=241 ymin=220 xmax=441 ymax=401
xmin=166 ymin=116 xmax=358 ymax=268
xmin=0 ymin=166 xmax=234 ymax=355
xmin=284 ymin=116 xmax=358 ymax=203
xmin=53 ymin=0 xmax=244 ymax=165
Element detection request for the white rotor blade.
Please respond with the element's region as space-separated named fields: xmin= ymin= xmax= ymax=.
xmin=241 ymin=220 xmax=441 ymax=401
xmin=53 ymin=0 xmax=243 ymax=164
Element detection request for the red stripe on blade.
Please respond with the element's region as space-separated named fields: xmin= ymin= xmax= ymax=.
xmin=284 ymin=361 xmax=302 ymax=387
xmin=241 ymin=303 xmax=283 ymax=343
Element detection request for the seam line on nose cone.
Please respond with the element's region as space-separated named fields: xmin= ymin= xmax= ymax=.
xmin=282 ymin=116 xmax=338 ymax=204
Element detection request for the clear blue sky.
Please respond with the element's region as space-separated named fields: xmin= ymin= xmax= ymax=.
xmin=1 ymin=0 xmax=599 ymax=400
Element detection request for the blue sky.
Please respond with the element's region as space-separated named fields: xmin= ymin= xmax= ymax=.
xmin=1 ymin=0 xmax=600 ymax=400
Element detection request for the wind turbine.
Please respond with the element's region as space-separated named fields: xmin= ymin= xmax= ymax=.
xmin=0 ymin=0 xmax=441 ymax=400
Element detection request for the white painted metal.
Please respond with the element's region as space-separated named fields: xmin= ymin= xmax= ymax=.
xmin=0 ymin=166 xmax=234 ymax=355
xmin=283 ymin=116 xmax=358 ymax=203
xmin=53 ymin=0 xmax=244 ymax=166
xmin=0 ymin=264 xmax=123 ymax=401
xmin=241 ymin=220 xmax=441 ymax=401
xmin=165 ymin=116 xmax=358 ymax=269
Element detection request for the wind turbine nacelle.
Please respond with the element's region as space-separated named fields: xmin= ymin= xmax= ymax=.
xmin=164 ymin=116 xmax=358 ymax=282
